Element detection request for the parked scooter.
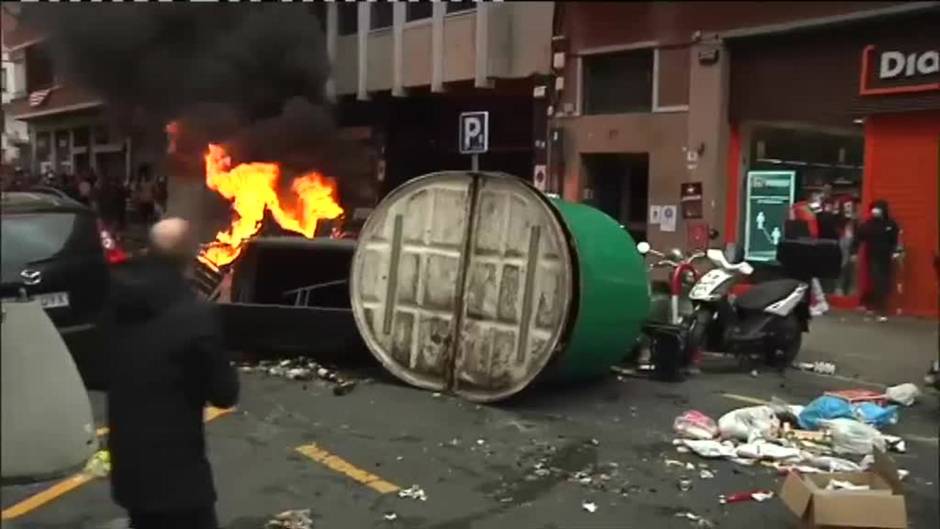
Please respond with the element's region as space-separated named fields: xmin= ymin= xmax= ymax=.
xmin=631 ymin=242 xmax=708 ymax=380
xmin=683 ymin=248 xmax=811 ymax=370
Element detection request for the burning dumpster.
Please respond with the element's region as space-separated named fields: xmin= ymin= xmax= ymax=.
xmin=350 ymin=171 xmax=650 ymax=402
xmin=216 ymin=236 xmax=368 ymax=359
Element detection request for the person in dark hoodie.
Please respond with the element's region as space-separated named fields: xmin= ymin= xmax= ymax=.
xmin=851 ymin=199 xmax=901 ymax=322
xmin=103 ymin=218 xmax=238 ymax=529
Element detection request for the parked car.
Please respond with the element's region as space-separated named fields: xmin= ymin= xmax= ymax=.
xmin=1 ymin=192 xmax=127 ymax=388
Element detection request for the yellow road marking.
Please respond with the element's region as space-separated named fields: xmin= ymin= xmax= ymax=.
xmin=295 ymin=443 xmax=400 ymax=494
xmin=722 ymin=393 xmax=769 ymax=406
xmin=2 ymin=407 xmax=235 ymax=521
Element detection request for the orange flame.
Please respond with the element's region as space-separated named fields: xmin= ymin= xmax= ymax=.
xmin=198 ymin=143 xmax=344 ymax=268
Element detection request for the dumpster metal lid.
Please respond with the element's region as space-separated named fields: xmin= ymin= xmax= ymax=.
xmin=350 ymin=171 xmax=574 ymax=402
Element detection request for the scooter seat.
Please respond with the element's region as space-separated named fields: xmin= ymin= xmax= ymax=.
xmin=735 ymin=279 xmax=803 ymax=312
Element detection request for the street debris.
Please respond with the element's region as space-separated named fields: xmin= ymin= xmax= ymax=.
xmin=383 ymin=512 xmax=398 ymax=521
xmin=671 ymin=388 xmax=911 ymax=487
xmin=238 ymin=358 xmax=360 ymax=395
xmin=735 ymin=440 xmax=802 ymax=461
xmin=718 ymin=405 xmax=780 ymax=441
xmin=83 ymin=449 xmax=111 ymax=478
xmin=398 ymin=484 xmax=428 ymax=501
xmin=673 ymin=410 xmax=719 ymax=440
xmin=332 ymin=380 xmax=357 ymax=396
xmin=803 ymin=455 xmax=862 ymax=473
xmin=800 ymin=395 xmax=899 ymax=430
xmin=665 ymin=459 xmax=696 ymax=470
xmin=581 ymin=501 xmax=598 ymax=513
xmin=819 ymin=418 xmax=886 ymax=455
xmin=824 ymin=388 xmax=887 ymax=405
xmin=825 ymin=479 xmax=870 ymax=491
xmin=796 ymin=361 xmax=837 ymax=375
xmin=885 ymin=383 xmax=920 ymax=406
xmin=674 ymin=439 xmax=737 ymax=459
xmin=265 ymin=509 xmax=313 ymax=529
xmin=719 ymin=489 xmax=774 ymax=504
xmin=674 ymin=511 xmax=714 ymax=528
xmin=677 ymin=478 xmax=693 ymax=492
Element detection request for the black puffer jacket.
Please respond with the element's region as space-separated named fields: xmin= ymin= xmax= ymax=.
xmin=103 ymin=255 xmax=238 ymax=511
xmin=851 ymin=200 xmax=899 ymax=262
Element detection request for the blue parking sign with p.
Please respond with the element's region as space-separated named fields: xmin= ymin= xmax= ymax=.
xmin=459 ymin=111 xmax=489 ymax=155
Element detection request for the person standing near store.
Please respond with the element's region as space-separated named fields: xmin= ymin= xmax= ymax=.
xmin=789 ymin=188 xmax=830 ymax=315
xmin=851 ymin=199 xmax=900 ymax=322
xmin=103 ymin=218 xmax=239 ymax=529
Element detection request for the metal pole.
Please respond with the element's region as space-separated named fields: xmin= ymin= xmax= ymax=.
xmin=471 ymin=154 xmax=479 ymax=172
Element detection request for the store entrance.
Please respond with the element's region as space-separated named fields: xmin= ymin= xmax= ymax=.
xmin=744 ymin=123 xmax=864 ymax=297
xmin=582 ymin=153 xmax=649 ymax=242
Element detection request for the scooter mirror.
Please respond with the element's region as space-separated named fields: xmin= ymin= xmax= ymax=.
xmin=636 ymin=242 xmax=651 ymax=255
xmin=670 ymin=248 xmax=685 ymax=261
xmin=709 ymin=228 xmax=720 ymax=240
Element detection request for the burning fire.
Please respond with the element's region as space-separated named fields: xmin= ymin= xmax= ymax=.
xmin=198 ymin=143 xmax=344 ymax=268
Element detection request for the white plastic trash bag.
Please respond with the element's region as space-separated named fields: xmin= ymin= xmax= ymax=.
xmin=819 ymin=418 xmax=886 ymax=455
xmin=718 ymin=406 xmax=780 ymax=441
xmin=675 ymin=439 xmax=737 ymax=459
xmin=734 ymin=440 xmax=802 ymax=461
xmin=885 ymin=383 xmax=920 ymax=406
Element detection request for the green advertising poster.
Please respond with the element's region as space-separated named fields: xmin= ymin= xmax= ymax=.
xmin=744 ymin=170 xmax=795 ymax=262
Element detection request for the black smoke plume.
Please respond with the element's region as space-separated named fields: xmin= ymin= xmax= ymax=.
xmin=20 ymin=3 xmax=367 ymax=190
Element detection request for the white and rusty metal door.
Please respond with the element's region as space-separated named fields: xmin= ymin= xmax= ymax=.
xmin=350 ymin=172 xmax=574 ymax=401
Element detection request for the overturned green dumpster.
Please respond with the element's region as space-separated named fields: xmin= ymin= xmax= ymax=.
xmin=350 ymin=171 xmax=650 ymax=402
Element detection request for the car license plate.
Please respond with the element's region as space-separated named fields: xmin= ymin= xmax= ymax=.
xmin=36 ymin=292 xmax=70 ymax=309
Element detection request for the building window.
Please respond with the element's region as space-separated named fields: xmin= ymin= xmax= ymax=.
xmin=447 ymin=2 xmax=476 ymax=14
xmin=406 ymin=2 xmax=432 ymax=22
xmin=582 ymin=49 xmax=653 ymax=115
xmin=371 ymin=2 xmax=393 ymax=30
xmin=338 ymin=3 xmax=357 ymax=36
xmin=1 ymin=66 xmax=7 ymax=93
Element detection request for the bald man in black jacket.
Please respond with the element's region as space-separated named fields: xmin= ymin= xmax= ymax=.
xmin=103 ymin=218 xmax=238 ymax=529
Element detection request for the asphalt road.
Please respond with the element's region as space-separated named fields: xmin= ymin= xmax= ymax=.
xmin=2 ymin=356 xmax=938 ymax=529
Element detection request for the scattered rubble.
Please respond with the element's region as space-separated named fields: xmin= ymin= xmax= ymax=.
xmin=886 ymin=383 xmax=920 ymax=406
xmin=673 ymin=410 xmax=719 ymax=440
xmin=265 ymin=509 xmax=313 ymax=529
xmin=83 ymin=449 xmax=111 ymax=478
xmin=670 ymin=390 xmax=910 ymax=484
xmin=581 ymin=501 xmax=597 ymax=513
xmin=398 ymin=484 xmax=428 ymax=501
xmin=795 ymin=361 xmax=837 ymax=375
xmin=719 ymin=489 xmax=774 ymax=504
xmin=674 ymin=511 xmax=714 ymax=528
xmin=238 ymin=358 xmax=360 ymax=395
xmin=383 ymin=512 xmax=398 ymax=521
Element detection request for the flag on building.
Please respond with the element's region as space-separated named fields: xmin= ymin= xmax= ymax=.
xmin=28 ymin=88 xmax=53 ymax=107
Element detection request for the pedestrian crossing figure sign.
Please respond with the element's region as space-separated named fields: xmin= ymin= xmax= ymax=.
xmin=744 ymin=171 xmax=795 ymax=262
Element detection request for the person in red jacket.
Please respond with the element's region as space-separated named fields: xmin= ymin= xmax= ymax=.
xmin=788 ymin=189 xmax=829 ymax=316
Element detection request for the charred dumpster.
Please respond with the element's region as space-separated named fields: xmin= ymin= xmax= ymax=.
xmin=218 ymin=236 xmax=368 ymax=359
xmin=350 ymin=171 xmax=650 ymax=402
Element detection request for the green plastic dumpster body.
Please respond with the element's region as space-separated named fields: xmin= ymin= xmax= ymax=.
xmin=350 ymin=171 xmax=651 ymax=402
xmin=548 ymin=199 xmax=651 ymax=380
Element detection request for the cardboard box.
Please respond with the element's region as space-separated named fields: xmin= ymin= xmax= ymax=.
xmin=780 ymin=449 xmax=907 ymax=528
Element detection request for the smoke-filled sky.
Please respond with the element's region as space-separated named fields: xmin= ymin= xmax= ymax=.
xmin=20 ymin=3 xmax=357 ymax=177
